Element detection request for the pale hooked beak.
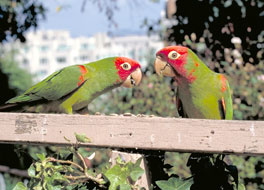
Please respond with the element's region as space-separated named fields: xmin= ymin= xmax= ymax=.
xmin=122 ymin=68 xmax=142 ymax=88
xmin=154 ymin=55 xmax=176 ymax=77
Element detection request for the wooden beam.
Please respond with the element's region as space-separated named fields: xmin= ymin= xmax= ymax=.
xmin=0 ymin=112 xmax=263 ymax=155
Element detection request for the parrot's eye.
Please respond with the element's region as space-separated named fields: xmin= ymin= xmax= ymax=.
xmin=168 ymin=51 xmax=180 ymax=60
xmin=121 ymin=62 xmax=131 ymax=70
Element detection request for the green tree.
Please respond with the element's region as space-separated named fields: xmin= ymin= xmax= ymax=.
xmin=0 ymin=0 xmax=46 ymax=43
xmin=0 ymin=48 xmax=33 ymax=104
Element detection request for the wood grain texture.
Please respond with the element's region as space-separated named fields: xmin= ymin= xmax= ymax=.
xmin=0 ymin=112 xmax=263 ymax=155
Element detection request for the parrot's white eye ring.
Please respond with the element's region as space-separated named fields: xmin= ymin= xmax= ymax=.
xmin=168 ymin=51 xmax=180 ymax=60
xmin=121 ymin=62 xmax=131 ymax=70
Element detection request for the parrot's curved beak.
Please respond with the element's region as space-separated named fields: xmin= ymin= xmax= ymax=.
xmin=122 ymin=68 xmax=142 ymax=88
xmin=154 ymin=55 xmax=176 ymax=77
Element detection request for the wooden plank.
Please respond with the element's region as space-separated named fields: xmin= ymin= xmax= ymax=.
xmin=0 ymin=112 xmax=263 ymax=155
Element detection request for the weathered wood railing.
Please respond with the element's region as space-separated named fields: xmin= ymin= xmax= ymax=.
xmin=0 ymin=112 xmax=264 ymax=189
xmin=0 ymin=112 xmax=263 ymax=155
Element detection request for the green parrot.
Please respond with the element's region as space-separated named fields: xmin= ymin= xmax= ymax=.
xmin=153 ymin=46 xmax=234 ymax=189
xmin=154 ymin=46 xmax=233 ymax=119
xmin=0 ymin=57 xmax=142 ymax=114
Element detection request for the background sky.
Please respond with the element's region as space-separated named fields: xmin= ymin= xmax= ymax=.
xmin=38 ymin=0 xmax=165 ymax=37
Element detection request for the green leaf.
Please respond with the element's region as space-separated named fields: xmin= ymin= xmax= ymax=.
xmin=28 ymin=164 xmax=36 ymax=177
xmin=35 ymin=163 xmax=42 ymax=172
xmin=104 ymin=165 xmax=130 ymax=190
xmin=33 ymin=185 xmax=42 ymax=190
xmin=78 ymin=147 xmax=93 ymax=158
xmin=130 ymin=166 xmax=144 ymax=182
xmin=135 ymin=158 xmax=142 ymax=167
xmin=116 ymin=155 xmax=126 ymax=165
xmin=74 ymin=133 xmax=91 ymax=143
xmin=226 ymin=165 xmax=238 ymax=186
xmin=52 ymin=172 xmax=69 ymax=183
xmin=156 ymin=177 xmax=193 ymax=190
xmin=36 ymin=153 xmax=46 ymax=162
xmin=238 ymin=183 xmax=246 ymax=190
xmin=104 ymin=157 xmax=144 ymax=190
xmin=47 ymin=184 xmax=63 ymax=190
xmin=119 ymin=184 xmax=132 ymax=190
xmin=13 ymin=182 xmax=27 ymax=190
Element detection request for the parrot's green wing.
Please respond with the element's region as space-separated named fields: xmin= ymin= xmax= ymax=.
xmin=218 ymin=76 xmax=233 ymax=120
xmin=7 ymin=65 xmax=87 ymax=104
xmin=176 ymin=88 xmax=188 ymax=118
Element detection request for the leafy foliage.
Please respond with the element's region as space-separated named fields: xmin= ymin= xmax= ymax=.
xmin=13 ymin=135 xmax=144 ymax=190
xmin=158 ymin=154 xmax=247 ymax=190
xmin=186 ymin=154 xmax=243 ymax=190
xmin=0 ymin=0 xmax=46 ymax=43
xmin=0 ymin=48 xmax=33 ymax=104
xmin=104 ymin=157 xmax=144 ymax=190
xmin=74 ymin=133 xmax=92 ymax=143
xmin=3 ymin=173 xmax=23 ymax=190
xmin=156 ymin=177 xmax=192 ymax=190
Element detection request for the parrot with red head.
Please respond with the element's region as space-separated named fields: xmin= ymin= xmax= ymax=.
xmin=154 ymin=46 xmax=233 ymax=120
xmin=0 ymin=57 xmax=142 ymax=113
xmin=154 ymin=46 xmax=234 ymax=189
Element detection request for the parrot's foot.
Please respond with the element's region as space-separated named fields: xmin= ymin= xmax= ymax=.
xmin=59 ymin=103 xmax=73 ymax=114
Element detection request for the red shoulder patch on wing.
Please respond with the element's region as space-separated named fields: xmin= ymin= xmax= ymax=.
xmin=220 ymin=75 xmax=227 ymax=92
xmin=78 ymin=65 xmax=88 ymax=86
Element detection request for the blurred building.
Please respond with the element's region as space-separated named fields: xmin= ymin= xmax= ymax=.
xmin=11 ymin=30 xmax=163 ymax=82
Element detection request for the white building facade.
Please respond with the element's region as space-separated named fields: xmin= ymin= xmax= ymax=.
xmin=13 ymin=30 xmax=163 ymax=82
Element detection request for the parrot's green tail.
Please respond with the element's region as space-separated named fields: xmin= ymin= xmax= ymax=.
xmin=0 ymin=103 xmax=21 ymax=112
xmin=6 ymin=95 xmax=31 ymax=104
xmin=0 ymin=95 xmax=34 ymax=112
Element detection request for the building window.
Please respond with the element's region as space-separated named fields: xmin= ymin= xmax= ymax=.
xmin=80 ymin=55 xmax=89 ymax=61
xmin=40 ymin=45 xmax=49 ymax=52
xmin=104 ymin=42 xmax=111 ymax=47
xmin=38 ymin=70 xmax=47 ymax=76
xmin=129 ymin=50 xmax=135 ymax=57
xmin=22 ymin=58 xmax=29 ymax=65
xmin=56 ymin=57 xmax=66 ymax=63
xmin=24 ymin=46 xmax=29 ymax=53
xmin=42 ymin=34 xmax=48 ymax=40
xmin=57 ymin=44 xmax=69 ymax=51
xmin=80 ymin=43 xmax=88 ymax=50
xmin=40 ymin=58 xmax=48 ymax=65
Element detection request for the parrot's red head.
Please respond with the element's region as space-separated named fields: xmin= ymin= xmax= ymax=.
xmin=156 ymin=46 xmax=188 ymax=66
xmin=114 ymin=57 xmax=142 ymax=88
xmin=154 ymin=46 xmax=197 ymax=83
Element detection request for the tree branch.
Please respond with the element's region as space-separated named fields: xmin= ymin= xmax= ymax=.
xmin=47 ymin=157 xmax=84 ymax=172
xmin=0 ymin=165 xmax=29 ymax=178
